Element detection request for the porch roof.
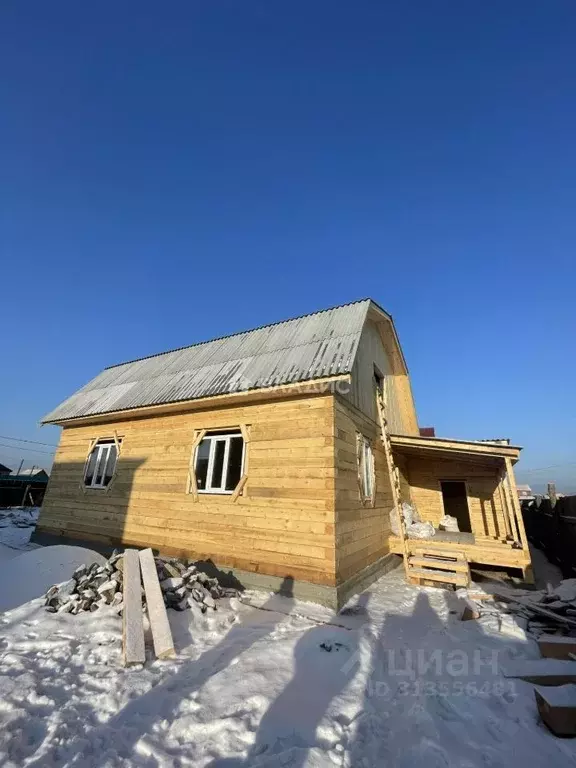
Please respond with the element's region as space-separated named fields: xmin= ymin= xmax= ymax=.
xmin=390 ymin=433 xmax=521 ymax=465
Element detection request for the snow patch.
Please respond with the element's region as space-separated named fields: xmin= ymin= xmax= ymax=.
xmin=0 ymin=545 xmax=105 ymax=612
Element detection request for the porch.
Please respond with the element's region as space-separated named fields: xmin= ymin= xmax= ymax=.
xmin=388 ymin=434 xmax=532 ymax=580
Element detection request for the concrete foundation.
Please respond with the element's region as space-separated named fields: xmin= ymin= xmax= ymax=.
xmin=30 ymin=530 xmax=401 ymax=610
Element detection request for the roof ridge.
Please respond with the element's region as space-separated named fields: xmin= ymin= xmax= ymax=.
xmin=103 ymin=297 xmax=373 ymax=371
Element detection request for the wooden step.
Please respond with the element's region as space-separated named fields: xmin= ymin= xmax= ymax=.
xmin=408 ymin=556 xmax=469 ymax=573
xmin=409 ymin=549 xmax=467 ymax=563
xmin=407 ymin=567 xmax=470 ymax=587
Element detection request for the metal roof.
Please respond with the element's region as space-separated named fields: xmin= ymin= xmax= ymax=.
xmin=42 ymin=299 xmax=373 ymax=423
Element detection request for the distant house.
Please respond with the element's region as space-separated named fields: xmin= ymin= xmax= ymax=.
xmin=0 ymin=467 xmax=49 ymax=507
xmin=0 ymin=463 xmax=12 ymax=476
xmin=13 ymin=468 xmax=50 ymax=483
xmin=517 ymin=484 xmax=534 ymax=501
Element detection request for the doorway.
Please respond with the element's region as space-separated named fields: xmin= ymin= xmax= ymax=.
xmin=440 ymin=480 xmax=472 ymax=533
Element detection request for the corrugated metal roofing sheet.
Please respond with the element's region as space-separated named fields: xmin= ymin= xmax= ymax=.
xmin=42 ymin=299 xmax=373 ymax=423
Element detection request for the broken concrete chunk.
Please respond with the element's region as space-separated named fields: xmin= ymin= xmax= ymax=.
xmin=45 ymin=585 xmax=59 ymax=601
xmin=160 ymin=576 xmax=184 ymax=591
xmin=57 ymin=579 xmax=77 ymax=599
xmin=97 ymin=579 xmax=118 ymax=596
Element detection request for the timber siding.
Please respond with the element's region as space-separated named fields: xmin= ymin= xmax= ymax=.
xmin=40 ymin=394 xmax=337 ymax=586
xmin=334 ymin=396 xmax=394 ymax=583
xmin=406 ymin=456 xmax=508 ymax=539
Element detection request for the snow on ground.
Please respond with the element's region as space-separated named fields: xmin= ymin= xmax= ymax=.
xmin=0 ymin=546 xmax=106 ymax=613
xmin=0 ymin=512 xmax=575 ymax=767
xmin=0 ymin=507 xmax=41 ymax=561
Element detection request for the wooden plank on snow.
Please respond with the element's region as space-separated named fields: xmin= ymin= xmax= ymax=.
xmin=538 ymin=635 xmax=576 ymax=660
xmin=501 ymin=660 xmax=576 ymax=686
xmin=139 ymin=548 xmax=176 ymax=660
xmin=122 ymin=549 xmax=145 ymax=666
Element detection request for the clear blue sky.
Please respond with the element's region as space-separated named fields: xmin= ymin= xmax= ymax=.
xmin=1 ymin=1 xmax=574 ymax=491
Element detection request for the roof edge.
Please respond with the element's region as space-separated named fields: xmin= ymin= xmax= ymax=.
xmin=103 ymin=297 xmax=373 ymax=371
xmin=41 ymin=373 xmax=352 ymax=426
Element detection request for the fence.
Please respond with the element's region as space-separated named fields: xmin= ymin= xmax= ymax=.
xmin=0 ymin=480 xmax=46 ymax=508
xmin=522 ymin=495 xmax=576 ymax=578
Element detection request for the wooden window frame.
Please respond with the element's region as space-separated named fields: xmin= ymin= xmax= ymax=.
xmin=187 ymin=425 xmax=250 ymax=502
xmin=83 ymin=436 xmax=122 ymax=490
xmin=196 ymin=431 xmax=246 ymax=495
xmin=357 ymin=433 xmax=376 ymax=506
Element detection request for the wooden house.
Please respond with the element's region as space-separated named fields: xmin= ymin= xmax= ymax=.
xmin=35 ymin=299 xmax=531 ymax=607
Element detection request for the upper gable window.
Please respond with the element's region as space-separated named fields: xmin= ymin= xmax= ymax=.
xmin=195 ymin=431 xmax=245 ymax=494
xmin=84 ymin=439 xmax=121 ymax=489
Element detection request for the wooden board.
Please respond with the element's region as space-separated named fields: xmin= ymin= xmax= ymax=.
xmin=535 ymin=686 xmax=576 ymax=737
xmin=122 ymin=549 xmax=145 ymax=666
xmin=501 ymin=660 xmax=576 ymax=686
xmin=538 ymin=635 xmax=576 ymax=661
xmin=139 ymin=548 xmax=176 ymax=660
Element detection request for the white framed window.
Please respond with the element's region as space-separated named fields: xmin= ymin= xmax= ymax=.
xmin=195 ymin=431 xmax=245 ymax=494
xmin=357 ymin=434 xmax=375 ymax=503
xmin=84 ymin=439 xmax=121 ymax=489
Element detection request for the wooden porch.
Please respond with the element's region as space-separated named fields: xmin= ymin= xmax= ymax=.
xmin=387 ymin=433 xmax=532 ymax=584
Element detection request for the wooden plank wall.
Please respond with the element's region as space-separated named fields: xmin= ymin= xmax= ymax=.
xmin=39 ymin=394 xmax=337 ymax=586
xmin=334 ymin=396 xmax=394 ymax=584
xmin=405 ymin=456 xmax=508 ymax=539
xmin=345 ymin=319 xmax=419 ymax=436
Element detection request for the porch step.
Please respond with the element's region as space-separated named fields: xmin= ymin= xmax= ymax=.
xmin=406 ymin=548 xmax=471 ymax=588
xmin=408 ymin=556 xmax=469 ymax=573
xmin=407 ymin=567 xmax=470 ymax=587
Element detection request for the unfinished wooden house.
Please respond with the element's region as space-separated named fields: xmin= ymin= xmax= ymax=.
xmin=36 ymin=299 xmax=531 ymax=607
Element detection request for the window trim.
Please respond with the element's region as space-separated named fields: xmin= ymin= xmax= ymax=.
xmin=83 ymin=438 xmax=121 ymax=490
xmin=357 ymin=433 xmax=376 ymax=506
xmin=195 ymin=431 xmax=246 ymax=495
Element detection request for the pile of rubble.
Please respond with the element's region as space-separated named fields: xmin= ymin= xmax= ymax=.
xmin=462 ymin=578 xmax=576 ymax=638
xmin=44 ymin=551 xmax=240 ymax=616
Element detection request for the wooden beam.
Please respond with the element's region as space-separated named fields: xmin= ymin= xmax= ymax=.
xmin=376 ymin=387 xmax=411 ymax=580
xmin=139 ymin=548 xmax=175 ymax=660
xmin=505 ymin=457 xmax=530 ymax=552
xmin=122 ymin=549 xmax=145 ymax=666
xmin=187 ymin=429 xmax=207 ymax=500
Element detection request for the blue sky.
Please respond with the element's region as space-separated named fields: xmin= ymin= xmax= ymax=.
xmin=1 ymin=1 xmax=575 ymax=491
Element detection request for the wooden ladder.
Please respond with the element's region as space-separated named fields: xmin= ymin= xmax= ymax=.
xmin=375 ymin=387 xmax=471 ymax=589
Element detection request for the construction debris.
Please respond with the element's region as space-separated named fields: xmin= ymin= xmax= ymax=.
xmin=457 ymin=577 xmax=576 ymax=641
xmin=538 ymin=635 xmax=576 ymax=661
xmin=502 ymin=659 xmax=576 ymax=686
xmin=122 ymin=548 xmax=145 ymax=666
xmin=43 ymin=549 xmax=240 ymax=615
xmin=139 ymin=548 xmax=175 ymax=660
xmin=535 ymin=685 xmax=576 ymax=737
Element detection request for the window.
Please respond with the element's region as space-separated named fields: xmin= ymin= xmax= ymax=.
xmin=357 ymin=434 xmax=375 ymax=503
xmin=195 ymin=431 xmax=245 ymax=494
xmin=373 ymin=366 xmax=384 ymax=396
xmin=84 ymin=439 xmax=120 ymax=489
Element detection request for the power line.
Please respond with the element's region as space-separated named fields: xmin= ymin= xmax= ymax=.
xmin=0 ymin=434 xmax=58 ymax=448
xmin=518 ymin=462 xmax=576 ymax=474
xmin=0 ymin=442 xmax=55 ymax=455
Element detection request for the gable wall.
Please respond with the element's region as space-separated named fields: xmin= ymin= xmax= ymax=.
xmin=39 ymin=394 xmax=338 ymax=586
xmin=346 ymin=319 xmax=419 ymax=435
